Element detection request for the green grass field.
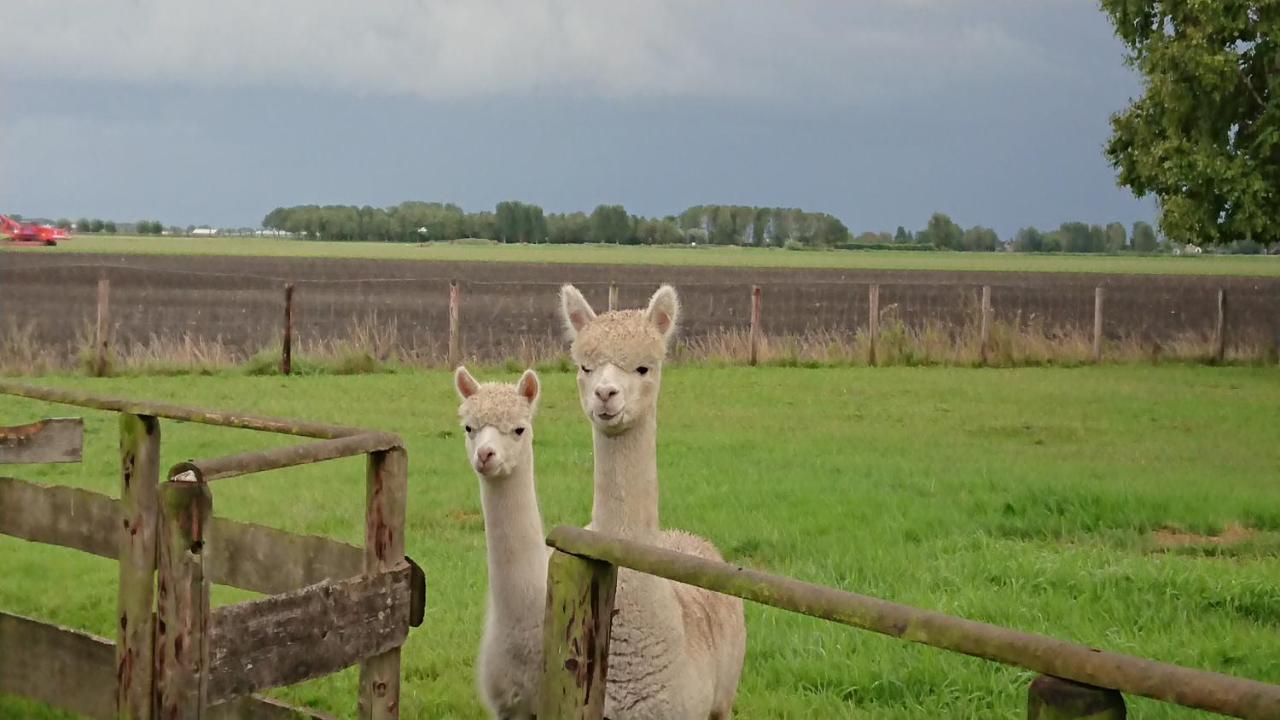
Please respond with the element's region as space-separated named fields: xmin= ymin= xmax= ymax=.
xmin=8 ymin=234 xmax=1280 ymax=276
xmin=2 ymin=366 xmax=1278 ymax=718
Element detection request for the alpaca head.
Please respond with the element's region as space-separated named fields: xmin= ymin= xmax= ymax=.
xmin=559 ymin=284 xmax=679 ymax=435
xmin=455 ymin=366 xmax=540 ymax=479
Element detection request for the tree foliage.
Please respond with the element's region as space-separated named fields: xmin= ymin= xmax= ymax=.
xmin=1012 ymin=226 xmax=1045 ymax=252
xmin=1105 ymin=222 xmax=1128 ymax=251
xmin=1101 ymin=1 xmax=1280 ymax=245
xmin=961 ymin=225 xmax=1000 ymax=252
xmin=677 ymin=205 xmax=850 ymax=247
xmin=918 ymin=213 xmax=964 ymax=250
xmin=1132 ymin=220 xmax=1159 ymax=252
xmin=494 ymin=201 xmax=547 ymax=243
xmin=588 ymin=205 xmax=632 ymax=244
xmin=254 ymin=199 xmax=1163 ymax=254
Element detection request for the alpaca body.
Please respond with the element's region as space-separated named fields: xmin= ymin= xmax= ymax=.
xmin=475 ymin=459 xmax=548 ymax=719
xmin=660 ymin=529 xmax=747 ymax=718
xmin=587 ymin=414 xmax=745 ymax=719
xmin=455 ymin=368 xmax=548 ymax=720
xmin=562 ymin=285 xmax=747 ymax=720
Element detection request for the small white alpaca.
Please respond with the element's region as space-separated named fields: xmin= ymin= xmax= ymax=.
xmin=559 ymin=284 xmax=746 ymax=720
xmin=455 ymin=366 xmax=549 ymax=720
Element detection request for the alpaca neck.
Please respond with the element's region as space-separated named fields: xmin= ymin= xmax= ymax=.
xmin=479 ymin=462 xmax=547 ymax=622
xmin=591 ymin=413 xmax=660 ymax=539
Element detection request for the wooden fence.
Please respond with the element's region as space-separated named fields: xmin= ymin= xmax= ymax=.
xmin=0 ymin=381 xmax=426 ymax=719
xmin=537 ymin=526 xmax=1280 ymax=720
xmin=80 ymin=276 xmax=1268 ymax=376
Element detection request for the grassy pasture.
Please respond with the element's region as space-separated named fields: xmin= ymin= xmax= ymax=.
xmin=6 ymin=234 xmax=1280 ymax=276
xmin=1 ymin=366 xmax=1278 ymax=718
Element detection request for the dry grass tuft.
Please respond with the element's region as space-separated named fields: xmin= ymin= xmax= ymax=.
xmin=1151 ymin=523 xmax=1258 ymax=550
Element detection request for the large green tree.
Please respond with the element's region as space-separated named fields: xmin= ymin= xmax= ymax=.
xmin=1012 ymin=226 xmax=1045 ymax=252
xmin=1101 ymin=2 xmax=1279 ymax=245
xmin=919 ymin=212 xmax=964 ymax=250
xmin=589 ymin=205 xmax=632 ymax=244
xmin=1132 ymin=220 xmax=1159 ymax=252
xmin=961 ymin=225 xmax=1000 ymax=252
xmin=1105 ymin=221 xmax=1128 ymax=251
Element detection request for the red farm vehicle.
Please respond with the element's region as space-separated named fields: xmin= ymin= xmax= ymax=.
xmin=1 ymin=214 xmax=71 ymax=246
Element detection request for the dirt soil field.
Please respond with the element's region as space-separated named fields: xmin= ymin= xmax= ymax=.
xmin=3 ymin=253 xmax=1278 ymax=361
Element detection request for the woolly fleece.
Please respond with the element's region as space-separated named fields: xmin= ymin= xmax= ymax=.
xmin=571 ymin=309 xmax=668 ymax=370
xmin=458 ymin=383 xmax=535 ymax=433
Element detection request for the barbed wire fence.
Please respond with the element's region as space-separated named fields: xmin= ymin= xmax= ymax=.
xmin=2 ymin=261 xmax=1278 ymax=374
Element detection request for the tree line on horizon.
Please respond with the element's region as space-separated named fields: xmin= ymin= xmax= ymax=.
xmin=261 ymin=202 xmax=853 ymax=249
xmin=261 ymin=202 xmax=1225 ymax=253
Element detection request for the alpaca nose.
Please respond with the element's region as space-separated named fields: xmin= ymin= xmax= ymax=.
xmin=477 ymin=447 xmax=496 ymax=465
xmin=595 ymin=385 xmax=619 ymax=402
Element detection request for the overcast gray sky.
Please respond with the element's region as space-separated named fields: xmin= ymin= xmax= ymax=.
xmin=0 ymin=1 xmax=1155 ymax=237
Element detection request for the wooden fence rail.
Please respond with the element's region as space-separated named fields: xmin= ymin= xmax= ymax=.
xmin=208 ymin=566 xmax=412 ymax=704
xmin=0 ymin=380 xmax=368 ymax=438
xmin=0 ymin=475 xmax=364 ymax=594
xmin=0 ymin=611 xmax=332 ymax=720
xmin=170 ymin=431 xmax=401 ymax=483
xmin=0 ymin=384 xmax=423 ymax=719
xmin=541 ymin=526 xmax=1280 ymax=720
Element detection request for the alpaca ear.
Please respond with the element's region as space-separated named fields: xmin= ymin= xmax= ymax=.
xmin=645 ymin=285 xmax=680 ymax=342
xmin=517 ymin=369 xmax=540 ymax=410
xmin=559 ymin=284 xmax=597 ymax=340
xmin=454 ymin=366 xmax=480 ymax=400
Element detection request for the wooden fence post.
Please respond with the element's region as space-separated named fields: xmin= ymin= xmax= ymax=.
xmin=1027 ymin=675 xmax=1126 ymax=719
xmin=979 ymin=285 xmax=992 ymax=366
xmin=749 ymin=285 xmax=762 ymax=366
xmin=359 ymin=448 xmax=408 ymax=720
xmin=281 ymin=283 xmax=295 ymax=376
xmin=448 ymin=280 xmax=461 ymax=369
xmin=538 ymin=550 xmax=618 ymax=720
xmin=1093 ymin=287 xmax=1105 ymax=364
xmin=1213 ymin=287 xmax=1227 ymax=364
xmin=608 ymin=284 xmax=619 ymax=312
xmin=155 ymin=479 xmax=212 ymax=720
xmin=116 ymin=414 xmax=161 ymax=720
xmin=868 ymin=284 xmax=880 ymax=367
xmin=95 ymin=276 xmax=110 ymax=376
xmin=1272 ymin=318 xmax=1280 ymax=366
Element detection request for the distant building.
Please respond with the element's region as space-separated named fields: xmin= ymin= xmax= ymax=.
xmin=191 ymin=227 xmax=219 ymax=237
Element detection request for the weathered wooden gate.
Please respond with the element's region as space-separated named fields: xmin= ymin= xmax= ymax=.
xmin=0 ymin=381 xmax=425 ymax=719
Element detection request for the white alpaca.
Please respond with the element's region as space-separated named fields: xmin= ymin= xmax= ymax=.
xmin=455 ymin=366 xmax=549 ymax=720
xmin=559 ymin=284 xmax=747 ymax=720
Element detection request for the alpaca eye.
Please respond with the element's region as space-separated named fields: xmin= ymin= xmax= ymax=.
xmin=636 ymin=366 xmax=650 ymax=376
xmin=514 ymin=427 xmax=525 ymax=436
xmin=464 ymin=425 xmax=473 ymax=434
xmin=580 ymin=365 xmax=592 ymax=374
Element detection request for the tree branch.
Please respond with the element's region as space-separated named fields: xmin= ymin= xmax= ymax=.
xmin=1239 ymin=64 xmax=1266 ymax=108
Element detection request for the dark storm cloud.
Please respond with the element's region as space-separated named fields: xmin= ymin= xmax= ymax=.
xmin=0 ymin=1 xmax=1154 ymax=235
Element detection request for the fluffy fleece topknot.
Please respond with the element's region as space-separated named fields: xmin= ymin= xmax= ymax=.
xmin=571 ymin=310 xmax=669 ymax=369
xmin=458 ymin=383 xmax=535 ymax=432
